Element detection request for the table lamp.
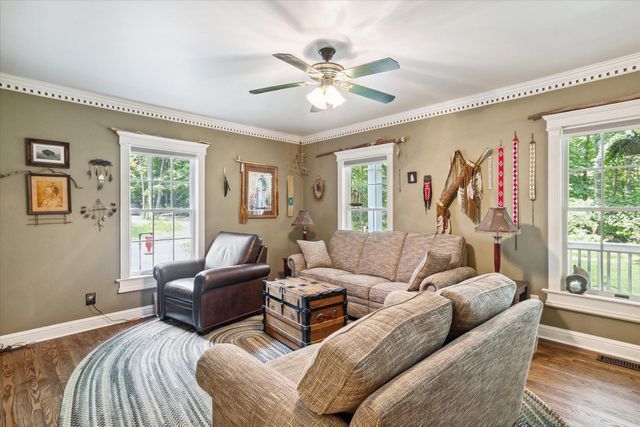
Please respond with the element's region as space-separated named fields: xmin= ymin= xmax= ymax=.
xmin=292 ymin=210 xmax=315 ymax=240
xmin=475 ymin=207 xmax=518 ymax=272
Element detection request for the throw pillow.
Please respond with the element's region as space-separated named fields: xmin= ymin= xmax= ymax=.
xmin=407 ymin=250 xmax=451 ymax=291
xmin=297 ymin=240 xmax=333 ymax=269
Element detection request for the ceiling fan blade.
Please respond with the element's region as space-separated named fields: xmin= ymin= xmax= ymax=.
xmin=249 ymin=82 xmax=308 ymax=94
xmin=342 ymin=82 xmax=395 ymax=104
xmin=273 ymin=53 xmax=320 ymax=76
xmin=342 ymin=57 xmax=399 ymax=79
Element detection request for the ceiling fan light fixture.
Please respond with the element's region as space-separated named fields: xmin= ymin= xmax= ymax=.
xmin=306 ymin=83 xmax=345 ymax=110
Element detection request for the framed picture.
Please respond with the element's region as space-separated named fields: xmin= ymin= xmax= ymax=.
xmin=407 ymin=171 xmax=417 ymax=184
xmin=241 ymin=163 xmax=278 ymax=220
xmin=27 ymin=173 xmax=72 ymax=214
xmin=26 ymin=138 xmax=70 ymax=168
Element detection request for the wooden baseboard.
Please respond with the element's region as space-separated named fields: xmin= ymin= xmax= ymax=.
xmin=0 ymin=305 xmax=155 ymax=346
xmin=538 ymin=324 xmax=640 ymax=362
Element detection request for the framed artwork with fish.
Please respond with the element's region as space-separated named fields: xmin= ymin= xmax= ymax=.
xmin=26 ymin=138 xmax=70 ymax=168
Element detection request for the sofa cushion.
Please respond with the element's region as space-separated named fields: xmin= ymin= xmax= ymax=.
xmin=356 ymin=231 xmax=407 ymax=280
xmin=425 ymin=234 xmax=466 ymax=269
xmin=300 ymin=268 xmax=351 ymax=283
xmin=369 ymin=282 xmax=410 ymax=304
xmin=383 ymin=290 xmax=416 ymax=307
xmin=328 ymin=231 xmax=369 ymax=272
xmin=297 ymin=240 xmax=333 ymax=269
xmin=407 ymin=251 xmax=452 ymax=291
xmin=164 ymin=278 xmax=195 ymax=302
xmin=439 ymin=273 xmax=516 ymax=339
xmin=394 ymin=233 xmax=429 ymax=282
xmin=297 ymin=291 xmax=452 ymax=414
xmin=205 ymin=231 xmax=262 ymax=268
xmin=334 ymin=274 xmax=389 ymax=300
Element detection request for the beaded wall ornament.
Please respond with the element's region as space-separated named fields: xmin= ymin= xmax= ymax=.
xmin=487 ymin=153 xmax=493 ymax=190
xmin=497 ymin=144 xmax=505 ymax=208
xmin=529 ymin=133 xmax=537 ymax=225
xmin=512 ymin=132 xmax=520 ymax=250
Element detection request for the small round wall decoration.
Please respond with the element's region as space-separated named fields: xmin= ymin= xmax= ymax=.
xmin=313 ymin=176 xmax=325 ymax=200
xmin=565 ymin=265 xmax=590 ymax=294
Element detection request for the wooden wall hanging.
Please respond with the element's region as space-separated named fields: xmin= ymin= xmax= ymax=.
xmin=436 ymin=149 xmax=490 ymax=234
xmin=287 ymin=174 xmax=294 ymax=217
xmin=313 ymin=176 xmax=325 ymax=200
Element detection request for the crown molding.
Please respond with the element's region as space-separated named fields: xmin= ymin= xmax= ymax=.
xmin=300 ymin=52 xmax=640 ymax=144
xmin=2 ymin=52 xmax=639 ymax=145
xmin=0 ymin=73 xmax=303 ymax=144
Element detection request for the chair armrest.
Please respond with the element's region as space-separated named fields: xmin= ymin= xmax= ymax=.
xmin=196 ymin=344 xmax=346 ymax=426
xmin=419 ymin=267 xmax=477 ymax=292
xmin=195 ymin=263 xmax=270 ymax=291
xmin=153 ymin=258 xmax=205 ymax=286
xmin=287 ymin=253 xmax=307 ymax=277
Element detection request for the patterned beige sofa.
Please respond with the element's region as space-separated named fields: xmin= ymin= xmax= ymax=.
xmin=288 ymin=230 xmax=476 ymax=317
xmin=196 ymin=273 xmax=544 ymax=426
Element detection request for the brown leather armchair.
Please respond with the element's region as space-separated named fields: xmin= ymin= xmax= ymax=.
xmin=153 ymin=231 xmax=270 ymax=334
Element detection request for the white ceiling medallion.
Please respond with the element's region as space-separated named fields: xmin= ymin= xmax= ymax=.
xmin=0 ymin=73 xmax=303 ymax=144
xmin=1 ymin=52 xmax=638 ymax=145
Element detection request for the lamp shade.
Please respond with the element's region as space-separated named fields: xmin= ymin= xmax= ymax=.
xmin=292 ymin=210 xmax=315 ymax=226
xmin=475 ymin=207 xmax=518 ymax=234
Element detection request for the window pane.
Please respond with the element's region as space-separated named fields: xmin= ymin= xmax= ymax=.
xmin=131 ymin=241 xmax=153 ymax=274
xmin=603 ymin=129 xmax=640 ymax=167
xmin=174 ymin=239 xmax=192 ymax=261
xmin=130 ymin=180 xmax=151 ymax=209
xmin=568 ymin=133 xmax=601 ymax=170
xmin=603 ymin=212 xmax=639 ymax=296
xmin=130 ymin=154 xmax=148 ymax=179
xmin=131 ymin=212 xmax=152 ymax=241
xmin=350 ymin=209 xmax=368 ymax=232
xmin=567 ymin=210 xmax=600 ymax=243
xmin=153 ymin=240 xmax=173 ymax=266
xmin=603 ymin=211 xmax=639 ymax=245
xmin=153 ymin=212 xmax=173 ymax=239
xmin=151 ymin=183 xmax=171 ymax=208
xmin=175 ymin=212 xmax=192 ymax=238
xmin=152 ymin=156 xmax=172 ymax=181
xmin=349 ymin=165 xmax=368 ymax=208
xmin=568 ymin=170 xmax=601 ymax=207
xmin=174 ymin=183 xmax=190 ymax=209
xmin=604 ymin=167 xmax=640 ymax=207
xmin=173 ymin=159 xmax=191 ymax=182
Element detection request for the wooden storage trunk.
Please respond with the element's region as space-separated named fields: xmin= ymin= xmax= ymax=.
xmin=263 ymin=277 xmax=347 ymax=349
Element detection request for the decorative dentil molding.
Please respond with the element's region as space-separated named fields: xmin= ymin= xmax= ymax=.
xmin=1 ymin=52 xmax=638 ymax=145
xmin=0 ymin=73 xmax=302 ymax=144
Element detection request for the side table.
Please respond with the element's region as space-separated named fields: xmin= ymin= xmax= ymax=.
xmin=281 ymin=257 xmax=291 ymax=279
xmin=513 ymin=280 xmax=529 ymax=305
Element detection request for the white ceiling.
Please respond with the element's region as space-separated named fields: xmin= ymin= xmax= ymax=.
xmin=1 ymin=1 xmax=640 ymax=136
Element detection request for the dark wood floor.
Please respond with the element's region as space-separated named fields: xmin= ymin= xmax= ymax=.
xmin=1 ymin=321 xmax=639 ymax=427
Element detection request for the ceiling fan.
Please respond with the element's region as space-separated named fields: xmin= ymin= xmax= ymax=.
xmin=249 ymin=47 xmax=399 ymax=112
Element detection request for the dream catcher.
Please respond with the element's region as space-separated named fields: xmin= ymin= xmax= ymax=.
xmin=87 ymin=159 xmax=113 ymax=190
xmin=436 ymin=149 xmax=491 ymax=234
xmin=80 ymin=199 xmax=117 ymax=231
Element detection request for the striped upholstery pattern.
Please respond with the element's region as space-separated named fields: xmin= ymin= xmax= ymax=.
xmin=394 ymin=233 xmax=430 ymax=282
xmin=297 ymin=292 xmax=452 ymax=414
xmin=356 ymin=231 xmax=407 ymax=280
xmin=439 ymin=273 xmax=516 ymax=339
xmin=425 ymin=234 xmax=466 ymax=268
xmin=328 ymin=231 xmax=369 ymax=273
xmin=407 ymin=250 xmax=452 ymax=291
xmin=369 ymin=282 xmax=410 ymax=304
xmin=297 ymin=240 xmax=333 ymax=269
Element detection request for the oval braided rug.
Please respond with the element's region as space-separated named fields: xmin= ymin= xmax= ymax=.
xmin=60 ymin=316 xmax=566 ymax=427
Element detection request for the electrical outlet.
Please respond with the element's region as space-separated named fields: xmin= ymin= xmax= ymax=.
xmin=86 ymin=292 xmax=96 ymax=306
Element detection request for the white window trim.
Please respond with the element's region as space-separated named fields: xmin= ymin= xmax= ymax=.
xmin=543 ymin=99 xmax=640 ymax=323
xmin=335 ymin=143 xmax=394 ymax=231
xmin=116 ymin=131 xmax=208 ymax=293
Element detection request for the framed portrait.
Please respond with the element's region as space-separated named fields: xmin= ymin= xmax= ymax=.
xmin=26 ymin=138 xmax=70 ymax=168
xmin=241 ymin=163 xmax=278 ymax=220
xmin=407 ymin=171 xmax=417 ymax=184
xmin=27 ymin=173 xmax=72 ymax=215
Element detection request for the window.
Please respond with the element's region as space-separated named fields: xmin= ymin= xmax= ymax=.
xmin=336 ymin=144 xmax=394 ymax=232
xmin=567 ymin=128 xmax=639 ymax=299
xmin=544 ymin=99 xmax=640 ymax=323
xmin=117 ymin=131 xmax=208 ymax=293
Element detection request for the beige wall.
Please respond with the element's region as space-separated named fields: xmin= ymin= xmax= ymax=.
xmin=302 ymin=71 xmax=640 ymax=345
xmin=0 ymin=90 xmax=303 ymax=335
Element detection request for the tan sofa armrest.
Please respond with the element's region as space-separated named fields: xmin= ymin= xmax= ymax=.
xmin=196 ymin=344 xmax=346 ymax=426
xmin=288 ymin=253 xmax=307 ymax=277
xmin=419 ymin=267 xmax=477 ymax=292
